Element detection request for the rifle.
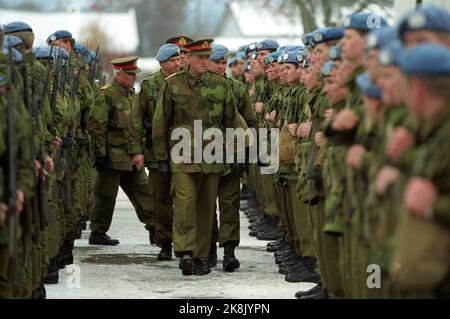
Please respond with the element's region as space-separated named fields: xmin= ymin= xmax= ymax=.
xmin=6 ymin=45 xmax=18 ymax=284
xmin=88 ymin=46 xmax=99 ymax=87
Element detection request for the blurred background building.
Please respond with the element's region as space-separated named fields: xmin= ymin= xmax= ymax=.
xmin=1 ymin=0 xmax=448 ymax=78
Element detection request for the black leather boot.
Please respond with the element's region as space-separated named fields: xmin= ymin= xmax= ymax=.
xmin=223 ymin=242 xmax=240 ymax=272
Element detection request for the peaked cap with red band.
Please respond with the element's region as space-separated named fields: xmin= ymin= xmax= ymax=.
xmin=184 ymin=39 xmax=214 ymax=55
xmin=110 ymin=56 xmax=141 ymax=74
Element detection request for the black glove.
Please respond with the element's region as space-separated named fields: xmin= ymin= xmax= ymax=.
xmin=231 ymin=163 xmax=245 ymax=177
xmin=157 ymin=160 xmax=171 ymax=181
xmin=94 ymin=156 xmax=107 ymax=169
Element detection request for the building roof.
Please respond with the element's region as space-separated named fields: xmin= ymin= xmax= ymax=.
xmin=0 ymin=8 xmax=139 ymax=54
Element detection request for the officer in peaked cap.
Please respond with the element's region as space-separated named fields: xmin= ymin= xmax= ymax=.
xmin=110 ymin=56 xmax=141 ymax=74
xmin=88 ymin=54 xmax=154 ymax=247
xmin=166 ymin=35 xmax=194 ymax=68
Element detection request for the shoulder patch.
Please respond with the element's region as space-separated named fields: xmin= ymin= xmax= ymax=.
xmin=101 ymin=83 xmax=113 ymax=91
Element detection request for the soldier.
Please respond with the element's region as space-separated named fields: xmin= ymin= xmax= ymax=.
xmin=166 ymin=36 xmax=194 ymax=69
xmin=130 ymin=44 xmax=181 ymax=260
xmin=207 ymin=44 xmax=258 ymax=272
xmin=87 ymin=56 xmax=154 ymax=246
xmin=389 ymin=44 xmax=450 ymax=298
xmin=152 ymin=39 xmax=239 ymax=276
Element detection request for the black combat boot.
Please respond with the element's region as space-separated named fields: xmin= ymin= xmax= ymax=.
xmin=89 ymin=232 xmax=120 ymax=246
xmin=60 ymin=243 xmax=74 ymax=266
xmin=43 ymin=258 xmax=59 ymax=284
xmin=148 ymin=227 xmax=156 ymax=245
xmin=193 ymin=259 xmax=211 ymax=276
xmin=32 ymin=284 xmax=46 ymax=299
xmin=157 ymin=241 xmax=172 ymax=261
xmin=75 ymin=222 xmax=82 ymax=240
xmin=207 ymin=243 xmax=217 ymax=267
xmin=179 ymin=254 xmax=194 ymax=276
xmin=223 ymin=242 xmax=240 ymax=272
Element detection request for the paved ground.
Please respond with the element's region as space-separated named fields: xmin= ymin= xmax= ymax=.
xmin=46 ymin=189 xmax=314 ymax=299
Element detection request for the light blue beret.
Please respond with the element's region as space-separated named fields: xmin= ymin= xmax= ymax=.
xmin=257 ymin=39 xmax=279 ymax=51
xmin=398 ymin=4 xmax=450 ymax=36
xmin=328 ymin=44 xmax=342 ymax=61
xmin=378 ymin=40 xmax=403 ymax=67
xmin=156 ymin=44 xmax=180 ymax=62
xmin=399 ymin=43 xmax=450 ymax=76
xmin=4 ymin=21 xmax=33 ymax=34
xmin=366 ymin=27 xmax=398 ymax=51
xmin=356 ymin=71 xmax=382 ymax=99
xmin=210 ymin=44 xmax=229 ymax=61
xmin=4 ymin=35 xmax=23 ymax=48
xmin=320 ymin=61 xmax=337 ymax=78
xmin=33 ymin=47 xmax=52 ymax=60
xmin=342 ymin=12 xmax=389 ymax=31
xmin=46 ymin=30 xmax=73 ymax=45
xmin=313 ymin=27 xmax=344 ymax=45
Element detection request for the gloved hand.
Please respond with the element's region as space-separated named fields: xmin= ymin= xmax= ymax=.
xmin=157 ymin=160 xmax=171 ymax=181
xmin=231 ymin=163 xmax=245 ymax=177
xmin=94 ymin=156 xmax=107 ymax=169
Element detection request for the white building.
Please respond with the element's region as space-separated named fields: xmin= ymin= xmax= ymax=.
xmin=0 ymin=8 xmax=139 ymax=54
xmin=214 ymin=1 xmax=304 ymax=52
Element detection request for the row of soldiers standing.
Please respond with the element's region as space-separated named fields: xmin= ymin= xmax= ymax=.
xmin=0 ymin=23 xmax=103 ymax=298
xmin=227 ymin=4 xmax=450 ymax=299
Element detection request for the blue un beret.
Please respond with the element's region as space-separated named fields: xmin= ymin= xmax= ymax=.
xmin=303 ymin=32 xmax=315 ymax=48
xmin=320 ymin=61 xmax=337 ymax=78
xmin=342 ymin=12 xmax=389 ymax=31
xmin=399 ymin=44 xmax=450 ymax=76
xmin=257 ymin=39 xmax=279 ymax=52
xmin=378 ymin=40 xmax=403 ymax=67
xmin=313 ymin=27 xmax=345 ymax=45
xmin=366 ymin=27 xmax=398 ymax=51
xmin=46 ymin=30 xmax=73 ymax=45
xmin=4 ymin=35 xmax=23 ymax=48
xmin=210 ymin=44 xmax=229 ymax=61
xmin=264 ymin=50 xmax=283 ymax=65
xmin=156 ymin=44 xmax=180 ymax=62
xmin=235 ymin=51 xmax=246 ymax=61
xmin=246 ymin=42 xmax=258 ymax=55
xmin=398 ymin=4 xmax=450 ymax=37
xmin=32 ymin=47 xmax=52 ymax=60
xmin=356 ymin=71 xmax=382 ymax=99
xmin=2 ymin=46 xmax=23 ymax=63
xmin=4 ymin=21 xmax=33 ymax=34
xmin=51 ymin=46 xmax=69 ymax=60
xmin=278 ymin=46 xmax=303 ymax=64
xmin=328 ymin=44 xmax=342 ymax=61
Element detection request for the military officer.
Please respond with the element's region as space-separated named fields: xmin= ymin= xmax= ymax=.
xmin=166 ymin=36 xmax=194 ymax=69
xmin=152 ymin=39 xmax=239 ymax=276
xmin=87 ymin=56 xmax=154 ymax=246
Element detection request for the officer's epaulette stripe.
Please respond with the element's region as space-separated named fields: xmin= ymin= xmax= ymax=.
xmin=101 ymin=83 xmax=113 ymax=90
xmin=165 ymin=70 xmax=185 ymax=81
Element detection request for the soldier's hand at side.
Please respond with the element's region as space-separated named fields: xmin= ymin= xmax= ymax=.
xmin=332 ymin=109 xmax=359 ymax=131
xmin=16 ymin=190 xmax=24 ymax=214
xmin=269 ymin=110 xmax=277 ymax=122
xmin=346 ymin=145 xmax=366 ymax=170
xmin=255 ymin=102 xmax=264 ymax=114
xmin=45 ymin=156 xmax=54 ymax=173
xmin=298 ymin=122 xmax=312 ymax=139
xmin=315 ymin=132 xmax=323 ymax=147
xmin=324 ymin=108 xmax=334 ymax=121
xmin=375 ymin=166 xmax=400 ymax=195
xmin=0 ymin=202 xmax=7 ymax=226
xmin=132 ymin=154 xmax=145 ymax=170
xmin=288 ymin=124 xmax=297 ymax=137
xmin=386 ymin=127 xmax=415 ymax=161
xmin=34 ymin=159 xmax=41 ymax=175
xmin=403 ymin=177 xmax=437 ymax=219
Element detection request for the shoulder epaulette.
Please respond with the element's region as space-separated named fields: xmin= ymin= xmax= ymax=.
xmin=165 ymin=70 xmax=185 ymax=81
xmin=101 ymin=83 xmax=113 ymax=91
